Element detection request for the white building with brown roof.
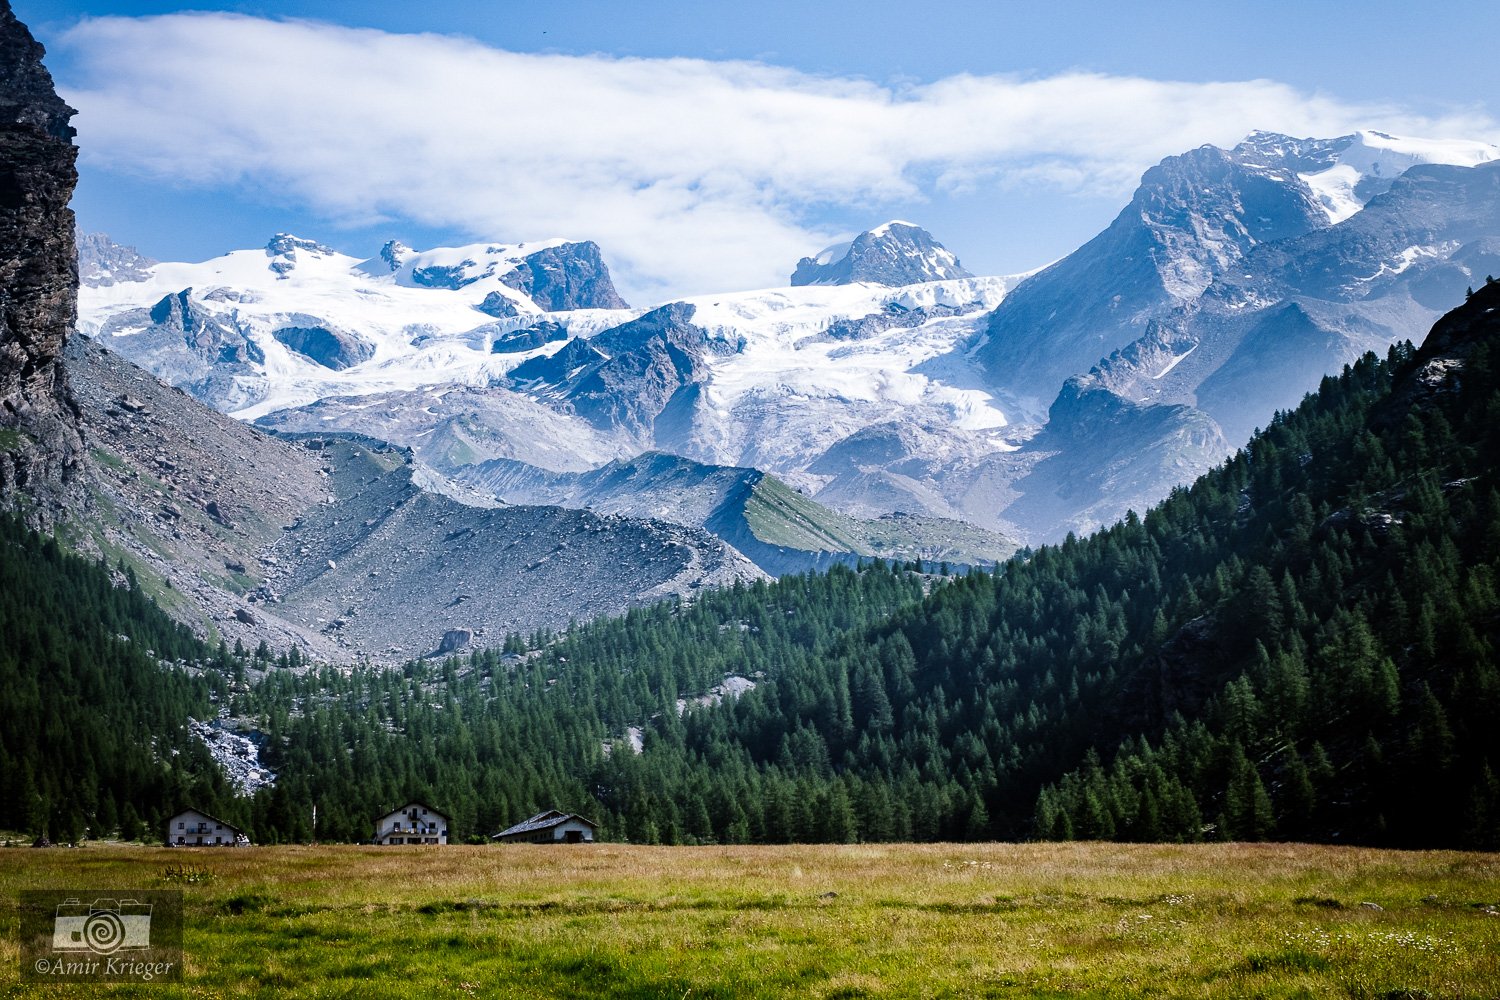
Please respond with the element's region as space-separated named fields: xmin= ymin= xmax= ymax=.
xmin=167 ymin=808 xmax=250 ymax=847
xmin=374 ymin=802 xmax=450 ymax=845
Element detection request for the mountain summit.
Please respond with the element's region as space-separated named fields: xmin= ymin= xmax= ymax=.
xmin=1237 ymin=129 xmax=1500 ymax=223
xmin=977 ymin=129 xmax=1500 ymax=412
xmin=791 ymin=221 xmax=973 ymax=287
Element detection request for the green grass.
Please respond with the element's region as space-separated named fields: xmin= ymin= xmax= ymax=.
xmin=437 ymin=436 xmax=479 ymax=468
xmin=743 ymin=477 xmax=1017 ymax=565
xmin=859 ymin=512 xmax=1019 ymax=564
xmin=89 ymin=447 xmax=127 ymax=472
xmin=744 ymin=476 xmax=872 ymax=554
xmin=1 ymin=842 xmax=1497 ymax=998
xmin=200 ymin=569 xmax=257 ymax=596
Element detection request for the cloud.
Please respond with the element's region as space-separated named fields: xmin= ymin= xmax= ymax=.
xmin=57 ymin=13 xmax=1499 ymax=299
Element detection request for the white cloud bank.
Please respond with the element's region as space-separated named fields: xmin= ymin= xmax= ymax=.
xmin=58 ymin=13 xmax=1498 ymax=300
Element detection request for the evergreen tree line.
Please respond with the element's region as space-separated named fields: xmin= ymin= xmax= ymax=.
xmin=1031 ymin=331 xmax=1500 ymax=846
xmin=234 ymin=294 xmax=1499 ymax=846
xmin=2 ymin=286 xmax=1497 ymax=847
xmin=0 ymin=518 xmax=239 ymax=842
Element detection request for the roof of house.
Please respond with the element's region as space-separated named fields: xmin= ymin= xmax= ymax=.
xmin=170 ymin=808 xmax=244 ymax=834
xmin=375 ymin=800 xmax=448 ymax=821
xmin=492 ymin=810 xmax=597 ymax=839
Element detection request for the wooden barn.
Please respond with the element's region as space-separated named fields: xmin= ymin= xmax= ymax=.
xmin=373 ymin=802 xmax=450 ymax=845
xmin=492 ymin=810 xmax=598 ymax=844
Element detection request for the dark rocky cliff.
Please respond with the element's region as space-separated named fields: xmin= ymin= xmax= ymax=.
xmin=0 ymin=1 xmax=82 ymax=508
xmin=499 ymin=240 xmax=630 ymax=311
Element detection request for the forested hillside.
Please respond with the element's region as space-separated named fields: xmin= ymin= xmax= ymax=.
xmin=4 ymin=286 xmax=1498 ymax=847
xmin=237 ymin=284 xmax=1500 ymax=847
xmin=0 ymin=516 xmax=240 ymax=842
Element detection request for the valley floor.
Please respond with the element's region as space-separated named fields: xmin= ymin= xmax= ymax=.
xmin=1 ymin=842 xmax=1497 ymax=998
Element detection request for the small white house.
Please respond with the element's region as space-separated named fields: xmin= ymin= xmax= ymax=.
xmin=374 ymin=802 xmax=449 ymax=845
xmin=492 ymin=810 xmax=598 ymax=844
xmin=167 ymin=809 xmax=250 ymax=847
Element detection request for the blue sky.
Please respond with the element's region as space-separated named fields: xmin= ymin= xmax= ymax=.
xmin=15 ymin=1 xmax=1500 ymax=301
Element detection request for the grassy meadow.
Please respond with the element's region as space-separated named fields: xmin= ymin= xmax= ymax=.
xmin=1 ymin=841 xmax=1498 ymax=998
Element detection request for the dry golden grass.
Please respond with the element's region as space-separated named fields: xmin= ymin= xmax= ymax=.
xmin=1 ymin=841 xmax=1498 ymax=998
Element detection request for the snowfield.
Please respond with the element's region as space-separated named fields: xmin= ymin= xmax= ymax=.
xmin=78 ymin=234 xmax=1030 ymax=472
xmin=1298 ymin=130 xmax=1499 ymax=224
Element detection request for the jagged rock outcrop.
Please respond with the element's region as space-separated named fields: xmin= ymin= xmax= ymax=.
xmin=378 ymin=239 xmax=412 ymax=272
xmin=77 ymin=230 xmax=156 ymax=287
xmin=476 ymin=290 xmax=520 ymax=318
xmin=90 ymin=287 xmax=269 ymax=410
xmin=264 ymin=233 xmax=336 ymax=278
xmin=814 ymin=299 xmax=973 ymax=343
xmin=437 ymin=628 xmax=473 ymax=654
xmin=500 ymin=240 xmax=629 ymax=311
xmin=561 ymin=302 xmax=726 ymax=442
xmin=151 ymin=289 xmax=264 ymax=366
xmin=0 ymin=2 xmax=83 ymax=509
xmin=489 ymin=320 xmax=568 ymax=354
xmin=792 ymin=222 xmax=972 ymax=287
xmin=508 ymin=335 xmax=608 ymax=384
xmin=270 ymin=319 xmax=374 ymax=371
xmin=497 ymin=303 xmax=726 ymax=447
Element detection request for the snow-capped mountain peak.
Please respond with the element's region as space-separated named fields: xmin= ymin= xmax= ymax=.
xmin=265 ymin=233 xmax=335 ymax=257
xmin=377 ymin=239 xmax=413 ymax=272
xmin=263 ymin=233 xmax=340 ymax=278
xmin=868 ymin=219 xmax=919 ymax=236
xmin=1296 ymin=130 xmax=1500 ymax=223
xmin=379 ymin=238 xmax=570 ymax=291
xmin=791 ymin=221 xmax=974 ymax=287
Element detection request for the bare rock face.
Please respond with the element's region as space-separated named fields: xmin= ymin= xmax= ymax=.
xmin=0 ymin=2 xmax=83 ymax=509
xmin=791 ymin=222 xmax=973 ymax=288
xmin=499 ymin=241 xmax=630 ymax=311
xmin=77 ymin=230 xmax=156 ymax=287
xmin=438 ymin=628 xmax=473 ymax=654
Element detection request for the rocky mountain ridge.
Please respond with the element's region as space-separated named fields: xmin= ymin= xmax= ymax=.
xmin=79 ymin=249 xmax=1026 ymax=537
xmin=70 ymin=129 xmax=1500 ymax=546
xmin=457 ymin=450 xmax=1017 ymax=575
xmin=977 ymin=130 xmax=1498 ymax=418
xmin=791 ymin=221 xmax=973 ymax=287
xmin=958 ymin=129 xmax=1500 ymax=537
xmin=68 ymin=336 xmax=764 ymax=663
